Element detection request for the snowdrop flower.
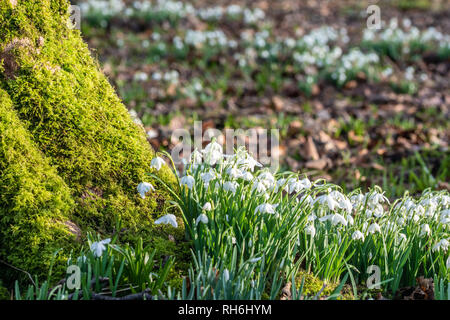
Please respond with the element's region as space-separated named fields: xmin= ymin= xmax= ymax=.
xmin=90 ymin=239 xmax=111 ymax=257
xmin=319 ymin=214 xmax=333 ymax=223
xmin=255 ymin=203 xmax=275 ymax=214
xmin=447 ymin=256 xmax=450 ymax=269
xmin=137 ymin=182 xmax=155 ymax=199
xmin=150 ymin=156 xmax=165 ymax=171
xmin=340 ymin=198 xmax=353 ymax=214
xmin=237 ymin=155 xmax=262 ymax=172
xmin=317 ymin=194 xmax=339 ymax=211
xmin=203 ymin=141 xmax=223 ymax=165
xmin=226 ymin=166 xmax=241 ymax=179
xmin=155 ymin=214 xmax=178 ymax=228
xmin=202 ymin=202 xmax=212 ymax=211
xmin=373 ymin=204 xmax=384 ymax=218
xmin=257 ymin=171 xmax=275 ymax=189
xmin=368 ymin=223 xmax=381 ymax=234
xmin=331 ymin=214 xmax=348 ymax=226
xmin=192 ymin=148 xmax=203 ymax=165
xmin=223 ymin=181 xmax=238 ymax=194
xmin=252 ymin=180 xmax=267 ymax=194
xmin=249 ymin=257 xmax=262 ymax=263
xmin=196 ymin=214 xmax=209 ymax=226
xmin=223 ymin=269 xmax=230 ymax=282
xmin=240 ymin=171 xmax=253 ymax=181
xmin=201 ymin=169 xmax=216 ymax=187
xmin=352 ymin=230 xmax=365 ymax=241
xmin=433 ymin=239 xmax=449 ymax=252
xmin=305 ymin=224 xmax=316 ymax=237
xmin=399 ymin=233 xmax=407 ymax=242
xmin=181 ymin=175 xmax=195 ymax=189
xmin=347 ymin=215 xmax=354 ymax=226
xmin=275 ymin=178 xmax=288 ymax=193
xmin=420 ymin=224 xmax=431 ymax=237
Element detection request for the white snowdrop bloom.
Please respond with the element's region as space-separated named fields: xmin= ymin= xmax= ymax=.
xmin=240 ymin=171 xmax=253 ymax=181
xmin=305 ymin=224 xmax=316 ymax=237
xmin=226 ymin=166 xmax=241 ymax=179
xmin=201 ymin=169 xmax=216 ymax=187
xmin=249 ymin=257 xmax=262 ymax=263
xmin=192 ymin=148 xmax=203 ymax=165
xmin=202 ymin=202 xmax=212 ymax=211
xmin=196 ymin=214 xmax=209 ymax=226
xmin=257 ymin=171 xmax=275 ymax=189
xmin=368 ymin=223 xmax=381 ymax=234
xmin=137 ymin=182 xmax=155 ymax=199
xmin=180 ymin=175 xmax=195 ymax=189
xmin=155 ymin=214 xmax=178 ymax=228
xmin=331 ymin=214 xmax=348 ymax=226
xmin=237 ymin=155 xmax=262 ymax=172
xmin=307 ymin=214 xmax=317 ymax=222
xmin=90 ymin=239 xmax=111 ymax=258
xmin=248 ymin=239 xmax=253 ymax=248
xmin=134 ymin=71 xmax=148 ymax=82
xmin=223 ymin=181 xmax=238 ymax=194
xmin=252 ymin=180 xmax=267 ymax=194
xmin=351 ymin=193 xmax=364 ymax=207
xmin=150 ymin=156 xmax=165 ymax=171
xmin=223 ymin=269 xmax=230 ymax=282
xmin=352 ymin=230 xmax=364 ymax=241
xmin=420 ymin=224 xmax=431 ymax=237
xmin=317 ymin=194 xmax=339 ymax=211
xmin=340 ymin=198 xmax=353 ymax=214
xmin=403 ymin=18 xmax=412 ymax=28
xmin=301 ymin=195 xmax=314 ymax=206
xmin=415 ymin=205 xmax=425 ymax=216
xmin=300 ymin=178 xmax=312 ymax=189
xmin=433 ymin=239 xmax=450 ymax=252
xmin=399 ymin=233 xmax=407 ymax=242
xmin=347 ymin=215 xmax=354 ymax=226
xmin=319 ymin=214 xmax=333 ymax=223
xmin=440 ymin=215 xmax=450 ymax=225
xmin=275 ymin=178 xmax=288 ymax=193
xmin=369 ymin=191 xmax=389 ymax=206
xmin=255 ymin=203 xmax=276 ymax=214
xmin=152 ymin=72 xmax=162 ymax=81
xmin=447 ymin=256 xmax=450 ymax=269
xmin=288 ymin=177 xmax=311 ymax=194
xmin=203 ymin=141 xmax=223 ymax=165
xmin=373 ymin=204 xmax=384 ymax=218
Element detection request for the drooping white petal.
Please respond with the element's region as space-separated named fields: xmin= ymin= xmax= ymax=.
xmin=155 ymin=214 xmax=178 ymax=228
xmin=196 ymin=214 xmax=209 ymax=225
xmin=180 ymin=175 xmax=195 ymax=189
xmin=137 ymin=182 xmax=155 ymax=199
xmin=150 ymin=156 xmax=165 ymax=171
xmin=202 ymin=202 xmax=212 ymax=211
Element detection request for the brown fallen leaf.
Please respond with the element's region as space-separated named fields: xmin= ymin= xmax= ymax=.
xmin=305 ymin=158 xmax=328 ymax=170
xmin=272 ymin=96 xmax=285 ymax=111
xmin=344 ymin=80 xmax=358 ymax=89
xmin=305 ymin=136 xmax=320 ymax=160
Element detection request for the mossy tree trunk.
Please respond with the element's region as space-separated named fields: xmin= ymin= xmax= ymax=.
xmin=0 ymin=0 xmax=182 ymax=282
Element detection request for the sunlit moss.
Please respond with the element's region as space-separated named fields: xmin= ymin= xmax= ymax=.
xmin=0 ymin=0 xmax=184 ymax=281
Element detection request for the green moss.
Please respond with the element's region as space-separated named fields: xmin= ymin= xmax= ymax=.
xmin=0 ymin=0 xmax=186 ymax=283
xmin=0 ymin=281 xmax=10 ymax=300
xmin=0 ymin=89 xmax=75 ymax=279
xmin=295 ymin=271 xmax=354 ymax=300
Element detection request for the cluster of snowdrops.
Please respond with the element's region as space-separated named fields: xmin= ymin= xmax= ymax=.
xmin=139 ymin=140 xmax=450 ymax=297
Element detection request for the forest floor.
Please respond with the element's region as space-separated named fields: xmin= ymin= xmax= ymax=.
xmin=75 ymin=0 xmax=449 ymax=198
